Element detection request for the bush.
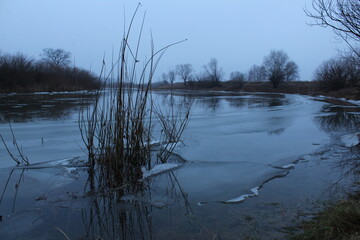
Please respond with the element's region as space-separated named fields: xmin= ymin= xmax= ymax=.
xmin=314 ymin=57 xmax=360 ymax=91
xmin=194 ymin=74 xmax=220 ymax=88
xmin=0 ymin=51 xmax=100 ymax=93
xmin=229 ymin=71 xmax=246 ymax=89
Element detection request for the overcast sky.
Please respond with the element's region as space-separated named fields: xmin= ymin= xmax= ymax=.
xmin=0 ymin=0 xmax=347 ymax=81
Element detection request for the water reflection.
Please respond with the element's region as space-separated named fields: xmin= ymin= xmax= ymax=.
xmin=0 ymin=92 xmax=96 ymax=122
xmin=225 ymin=97 xmax=247 ymax=109
xmin=267 ymin=128 xmax=286 ymax=136
xmin=196 ymin=96 xmax=289 ymax=113
xmin=0 ymin=164 xmax=194 ymax=239
xmin=314 ymin=106 xmax=360 ymax=132
xmin=198 ymin=97 xmax=222 ymax=112
xmin=82 ymin=171 xmax=194 ymax=239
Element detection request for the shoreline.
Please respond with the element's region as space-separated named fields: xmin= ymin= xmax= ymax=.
xmin=154 ymin=81 xmax=360 ymax=101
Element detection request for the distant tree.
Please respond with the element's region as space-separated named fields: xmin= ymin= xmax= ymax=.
xmin=203 ymin=58 xmax=223 ymax=86
xmin=8 ymin=53 xmax=33 ymax=72
xmin=40 ymin=48 xmax=71 ymax=68
xmin=315 ymin=56 xmax=360 ymax=91
xmin=305 ymin=0 xmax=360 ymax=57
xmin=284 ymin=61 xmax=299 ymax=81
xmin=0 ymin=51 xmax=99 ymax=93
xmin=343 ymin=55 xmax=360 ymax=86
xmin=230 ymin=71 xmax=247 ymax=89
xmin=315 ymin=58 xmax=348 ymax=91
xmin=161 ymin=72 xmax=169 ymax=85
xmin=168 ymin=70 xmax=176 ymax=86
xmin=247 ymin=64 xmax=267 ymax=82
xmin=263 ymin=50 xmax=299 ymax=88
xmin=176 ymin=64 xmax=193 ymax=86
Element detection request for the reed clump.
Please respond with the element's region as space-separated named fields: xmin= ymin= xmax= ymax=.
xmin=79 ymin=5 xmax=190 ymax=192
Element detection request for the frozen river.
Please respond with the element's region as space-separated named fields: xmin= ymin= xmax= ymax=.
xmin=0 ymin=90 xmax=359 ymax=239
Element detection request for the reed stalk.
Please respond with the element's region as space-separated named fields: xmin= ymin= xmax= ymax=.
xmin=79 ymin=4 xmax=190 ymax=192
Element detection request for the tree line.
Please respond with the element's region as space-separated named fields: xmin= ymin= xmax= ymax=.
xmin=162 ymin=47 xmax=359 ymax=92
xmin=164 ymin=0 xmax=360 ymax=93
xmin=161 ymin=50 xmax=299 ymax=89
xmin=0 ymin=48 xmax=100 ymax=93
xmin=306 ymin=0 xmax=360 ymax=91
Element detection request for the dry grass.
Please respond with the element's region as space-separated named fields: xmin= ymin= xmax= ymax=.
xmin=79 ymin=5 xmax=190 ymax=192
xmin=292 ymin=198 xmax=360 ymax=240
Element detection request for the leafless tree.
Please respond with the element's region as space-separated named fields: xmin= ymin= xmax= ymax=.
xmin=168 ymin=70 xmax=176 ymax=86
xmin=40 ymin=48 xmax=71 ymax=68
xmin=176 ymin=64 xmax=193 ymax=86
xmin=263 ymin=50 xmax=299 ymax=88
xmin=230 ymin=71 xmax=247 ymax=89
xmin=305 ymin=0 xmax=360 ymax=56
xmin=247 ymin=64 xmax=267 ymax=82
xmin=314 ymin=54 xmax=360 ymax=91
xmin=315 ymin=58 xmax=348 ymax=90
xmin=203 ymin=58 xmax=223 ymax=86
xmin=161 ymin=73 xmax=169 ymax=84
xmin=284 ymin=61 xmax=299 ymax=81
xmin=230 ymin=71 xmax=246 ymax=82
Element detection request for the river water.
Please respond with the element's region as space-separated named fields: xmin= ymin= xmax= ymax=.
xmin=0 ymin=90 xmax=359 ymax=239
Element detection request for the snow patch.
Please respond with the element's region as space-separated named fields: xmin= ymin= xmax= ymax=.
xmin=225 ymin=187 xmax=260 ymax=203
xmin=142 ymin=163 xmax=181 ymax=179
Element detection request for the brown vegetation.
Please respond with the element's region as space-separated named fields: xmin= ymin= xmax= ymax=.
xmin=0 ymin=50 xmax=101 ymax=93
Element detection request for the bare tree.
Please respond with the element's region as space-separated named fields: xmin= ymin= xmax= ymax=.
xmin=203 ymin=58 xmax=223 ymax=86
xmin=305 ymin=0 xmax=360 ymax=56
xmin=40 ymin=48 xmax=71 ymax=68
xmin=168 ymin=70 xmax=176 ymax=86
xmin=315 ymin=55 xmax=360 ymax=90
xmin=284 ymin=61 xmax=299 ymax=81
xmin=263 ymin=50 xmax=299 ymax=88
xmin=247 ymin=64 xmax=267 ymax=82
xmin=315 ymin=58 xmax=348 ymax=90
xmin=176 ymin=64 xmax=193 ymax=86
xmin=161 ymin=73 xmax=169 ymax=85
xmin=230 ymin=71 xmax=247 ymax=89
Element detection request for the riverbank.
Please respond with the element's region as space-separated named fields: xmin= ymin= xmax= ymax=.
xmin=0 ymin=90 xmax=359 ymax=239
xmin=154 ymin=84 xmax=360 ymax=239
xmin=155 ymin=81 xmax=360 ymax=101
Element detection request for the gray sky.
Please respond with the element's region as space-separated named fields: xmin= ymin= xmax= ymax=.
xmin=0 ymin=0 xmax=347 ymax=81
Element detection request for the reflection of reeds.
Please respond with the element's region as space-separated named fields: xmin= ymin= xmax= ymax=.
xmin=78 ymin=5 xmax=189 ymax=192
xmin=314 ymin=112 xmax=360 ymax=132
xmin=82 ymin=195 xmax=154 ymax=240
xmin=0 ymin=168 xmax=25 ymax=212
xmin=0 ymin=123 xmax=29 ymax=165
xmin=81 ymin=171 xmax=192 ymax=240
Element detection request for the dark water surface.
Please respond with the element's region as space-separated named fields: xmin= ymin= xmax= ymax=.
xmin=0 ymin=90 xmax=359 ymax=239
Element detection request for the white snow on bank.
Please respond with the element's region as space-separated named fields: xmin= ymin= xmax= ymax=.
xmin=314 ymin=95 xmax=360 ymax=107
xmin=341 ymin=133 xmax=360 ymax=147
xmin=225 ymin=186 xmax=260 ymax=203
xmin=142 ymin=163 xmax=181 ymax=179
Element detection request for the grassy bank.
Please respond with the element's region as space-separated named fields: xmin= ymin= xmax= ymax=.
xmin=292 ymin=194 xmax=360 ymax=240
xmin=155 ymin=81 xmax=360 ymax=101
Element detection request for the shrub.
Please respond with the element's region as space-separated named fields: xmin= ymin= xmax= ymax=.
xmin=0 ymin=51 xmax=100 ymax=93
xmin=229 ymin=71 xmax=247 ymax=89
xmin=314 ymin=57 xmax=360 ymax=91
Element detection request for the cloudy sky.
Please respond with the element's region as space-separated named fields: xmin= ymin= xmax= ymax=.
xmin=0 ymin=0 xmax=347 ymax=81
